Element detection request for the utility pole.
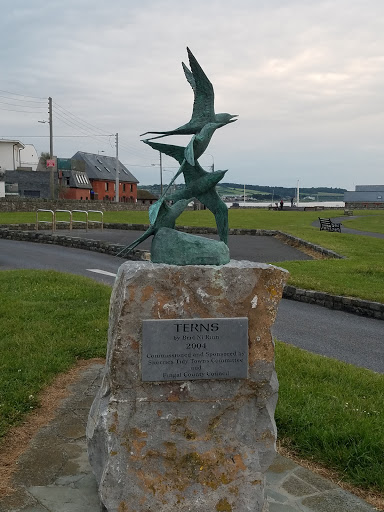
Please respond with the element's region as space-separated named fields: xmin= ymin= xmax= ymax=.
xmin=48 ymin=97 xmax=53 ymax=158
xmin=48 ymin=97 xmax=54 ymax=199
xmin=115 ymin=133 xmax=119 ymax=202
xmin=159 ymin=151 xmax=163 ymax=195
xmin=296 ymin=180 xmax=300 ymax=207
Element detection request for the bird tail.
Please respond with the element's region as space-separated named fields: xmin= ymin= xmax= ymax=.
xmin=115 ymin=229 xmax=153 ymax=257
xmin=139 ymin=131 xmax=167 ymax=137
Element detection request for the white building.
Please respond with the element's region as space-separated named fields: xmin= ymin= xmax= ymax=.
xmin=20 ymin=144 xmax=39 ymax=171
xmin=0 ymin=139 xmax=25 ymax=171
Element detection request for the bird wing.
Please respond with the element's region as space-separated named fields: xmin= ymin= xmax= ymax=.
xmin=182 ymin=62 xmax=196 ymax=91
xmin=186 ymin=47 xmax=216 ymax=126
xmin=184 ymin=135 xmax=196 ymax=166
xmin=182 ymin=160 xmax=207 ymax=187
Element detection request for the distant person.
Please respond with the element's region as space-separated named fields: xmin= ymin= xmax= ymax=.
xmin=275 ymin=202 xmax=279 ymax=210
xmin=291 ymin=197 xmax=294 ymax=207
xmin=280 ymin=199 xmax=284 ymax=210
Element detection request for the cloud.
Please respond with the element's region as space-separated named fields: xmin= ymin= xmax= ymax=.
xmin=1 ymin=0 xmax=384 ymax=188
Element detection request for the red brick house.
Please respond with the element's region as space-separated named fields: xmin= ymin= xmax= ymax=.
xmin=57 ymin=158 xmax=91 ymax=200
xmin=59 ymin=152 xmax=138 ymax=202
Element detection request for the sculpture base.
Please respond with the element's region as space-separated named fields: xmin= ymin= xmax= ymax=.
xmin=87 ymin=261 xmax=288 ymax=512
xmin=151 ymin=227 xmax=230 ymax=265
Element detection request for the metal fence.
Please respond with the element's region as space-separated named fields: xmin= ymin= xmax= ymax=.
xmin=36 ymin=209 xmax=103 ymax=232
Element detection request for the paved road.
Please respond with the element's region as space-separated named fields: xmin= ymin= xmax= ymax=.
xmin=1 ymin=238 xmax=383 ymax=373
xmin=272 ymin=299 xmax=384 ymax=373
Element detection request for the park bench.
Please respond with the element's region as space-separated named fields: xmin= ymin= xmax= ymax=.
xmin=318 ymin=217 xmax=342 ymax=232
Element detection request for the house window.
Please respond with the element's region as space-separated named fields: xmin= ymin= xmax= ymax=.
xmin=95 ymin=165 xmax=102 ymax=172
xmin=105 ymin=182 xmax=109 ymax=191
xmin=66 ymin=177 xmax=70 ymax=186
xmin=130 ymin=184 xmax=133 ymax=192
xmin=123 ymin=184 xmax=126 ymax=192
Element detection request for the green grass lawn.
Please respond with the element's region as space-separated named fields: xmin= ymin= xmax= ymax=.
xmin=343 ymin=213 xmax=384 ymax=234
xmin=0 ymin=270 xmax=383 ymax=497
xmin=1 ymin=208 xmax=384 ymax=302
xmin=275 ymin=341 xmax=384 ymax=493
xmin=0 ymin=270 xmax=110 ymax=439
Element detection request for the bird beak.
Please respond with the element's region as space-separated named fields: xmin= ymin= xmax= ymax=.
xmin=229 ymin=114 xmax=238 ymax=123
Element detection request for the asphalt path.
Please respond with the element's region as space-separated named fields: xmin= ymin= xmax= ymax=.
xmin=46 ymin=228 xmax=313 ymax=262
xmin=1 ymin=237 xmax=383 ymax=373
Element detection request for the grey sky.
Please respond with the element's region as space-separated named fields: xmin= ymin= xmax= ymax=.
xmin=1 ymin=0 xmax=383 ymax=188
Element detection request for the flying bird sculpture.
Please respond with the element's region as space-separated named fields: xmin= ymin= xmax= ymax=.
xmin=140 ymin=47 xmax=237 ymax=144
xmin=121 ymin=48 xmax=237 ymax=263
xmin=116 ymin=198 xmax=189 ymax=257
xmin=144 ymin=138 xmax=229 ymax=244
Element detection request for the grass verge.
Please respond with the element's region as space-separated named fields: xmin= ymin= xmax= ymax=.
xmin=0 ymin=270 xmax=110 ymax=440
xmin=275 ymin=341 xmax=384 ymax=494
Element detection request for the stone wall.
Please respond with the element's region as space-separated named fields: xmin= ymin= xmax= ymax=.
xmin=284 ymin=285 xmax=384 ymax=320
xmin=344 ymin=202 xmax=384 ymax=209
xmin=0 ymin=198 xmax=149 ymax=212
xmin=0 ymin=227 xmax=148 ymax=261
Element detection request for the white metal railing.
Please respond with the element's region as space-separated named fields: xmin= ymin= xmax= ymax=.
xmin=87 ymin=210 xmax=103 ymax=231
xmin=35 ymin=209 xmax=103 ymax=232
xmin=55 ymin=209 xmax=72 ymax=230
xmin=72 ymin=210 xmax=88 ymax=231
xmin=36 ymin=209 xmax=55 ymax=231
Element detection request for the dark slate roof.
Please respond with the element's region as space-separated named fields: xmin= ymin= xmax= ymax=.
xmin=137 ymin=189 xmax=158 ymax=200
xmin=71 ymin=152 xmax=139 ymax=183
xmin=61 ymin=169 xmax=92 ymax=189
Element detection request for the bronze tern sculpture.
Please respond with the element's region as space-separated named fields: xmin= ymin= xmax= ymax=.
xmin=118 ymin=48 xmax=237 ymax=260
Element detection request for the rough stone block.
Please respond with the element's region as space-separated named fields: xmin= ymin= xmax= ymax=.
xmin=87 ymin=260 xmax=288 ymax=512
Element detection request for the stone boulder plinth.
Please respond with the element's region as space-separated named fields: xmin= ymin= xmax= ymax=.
xmin=87 ymin=260 xmax=288 ymax=512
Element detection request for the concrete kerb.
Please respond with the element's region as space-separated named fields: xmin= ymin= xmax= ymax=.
xmin=1 ymin=224 xmax=383 ymax=321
